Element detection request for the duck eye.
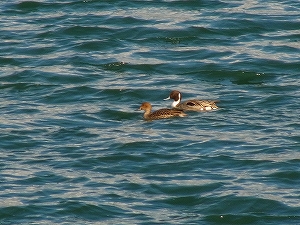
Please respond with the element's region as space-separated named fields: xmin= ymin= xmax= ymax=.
xmin=187 ymin=102 xmax=196 ymax=106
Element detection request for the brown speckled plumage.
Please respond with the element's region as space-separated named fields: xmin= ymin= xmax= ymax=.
xmin=139 ymin=102 xmax=187 ymax=120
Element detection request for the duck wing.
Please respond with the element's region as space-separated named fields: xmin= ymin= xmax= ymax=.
xmin=178 ymin=99 xmax=219 ymax=111
xmin=148 ymin=108 xmax=187 ymax=120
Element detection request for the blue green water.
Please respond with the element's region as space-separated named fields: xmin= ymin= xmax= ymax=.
xmin=1 ymin=1 xmax=300 ymax=224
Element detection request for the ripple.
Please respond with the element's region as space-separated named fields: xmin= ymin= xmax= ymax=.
xmin=1 ymin=0 xmax=299 ymax=224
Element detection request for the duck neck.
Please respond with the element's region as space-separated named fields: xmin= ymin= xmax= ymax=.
xmin=143 ymin=109 xmax=151 ymax=119
xmin=171 ymin=92 xmax=181 ymax=107
xmin=172 ymin=99 xmax=181 ymax=107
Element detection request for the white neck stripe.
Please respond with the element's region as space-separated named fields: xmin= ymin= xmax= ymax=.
xmin=172 ymin=99 xmax=181 ymax=107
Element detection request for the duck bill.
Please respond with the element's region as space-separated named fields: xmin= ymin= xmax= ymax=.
xmin=164 ymin=96 xmax=170 ymax=100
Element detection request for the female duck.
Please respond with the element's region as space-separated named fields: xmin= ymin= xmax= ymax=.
xmin=139 ymin=102 xmax=187 ymax=120
xmin=164 ymin=90 xmax=219 ymax=111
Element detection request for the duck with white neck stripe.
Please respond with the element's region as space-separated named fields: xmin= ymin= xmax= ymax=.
xmin=164 ymin=90 xmax=219 ymax=111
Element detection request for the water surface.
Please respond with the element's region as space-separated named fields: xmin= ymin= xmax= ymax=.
xmin=0 ymin=1 xmax=300 ymax=224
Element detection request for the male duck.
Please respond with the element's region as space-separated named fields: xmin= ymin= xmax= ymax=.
xmin=139 ymin=102 xmax=187 ymax=120
xmin=164 ymin=90 xmax=219 ymax=111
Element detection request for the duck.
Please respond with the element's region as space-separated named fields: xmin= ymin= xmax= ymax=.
xmin=164 ymin=90 xmax=219 ymax=111
xmin=138 ymin=102 xmax=187 ymax=120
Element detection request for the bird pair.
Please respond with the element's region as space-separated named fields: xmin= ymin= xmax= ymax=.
xmin=139 ymin=90 xmax=219 ymax=120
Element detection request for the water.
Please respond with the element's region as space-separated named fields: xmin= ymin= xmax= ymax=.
xmin=1 ymin=0 xmax=300 ymax=224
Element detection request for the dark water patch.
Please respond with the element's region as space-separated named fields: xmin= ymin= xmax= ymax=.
xmin=2 ymin=104 xmax=41 ymax=117
xmin=257 ymin=18 xmax=300 ymax=32
xmin=0 ymin=83 xmax=53 ymax=98
xmin=60 ymin=25 xmax=114 ymax=37
xmin=100 ymin=88 xmax=168 ymax=106
xmin=6 ymin=1 xmax=93 ymax=14
xmin=122 ymin=63 xmax=171 ymax=75
xmin=75 ymin=40 xmax=120 ymax=52
xmin=97 ymin=152 xmax=145 ymax=163
xmin=267 ymin=171 xmax=300 ymax=185
xmin=178 ymin=67 xmax=272 ymax=86
xmin=0 ymin=205 xmax=55 ymax=222
xmin=87 ymin=153 xmax=147 ymax=171
xmin=1 ymin=70 xmax=41 ymax=83
xmin=49 ymin=157 xmax=94 ymax=171
xmin=202 ymin=154 xmax=274 ymax=172
xmin=43 ymin=85 xmax=99 ymax=104
xmin=0 ymin=134 xmax=43 ymax=150
xmin=48 ymin=125 xmax=99 ymax=144
xmin=56 ymin=201 xmax=126 ymax=220
xmin=0 ymin=70 xmax=90 ymax=87
xmin=168 ymin=0 xmax=228 ymax=8
xmin=33 ymin=24 xmax=117 ymax=43
xmin=260 ymin=94 xmax=298 ymax=109
xmin=15 ymin=1 xmax=44 ymax=12
xmin=20 ymin=45 xmax=55 ymax=56
xmin=249 ymin=60 xmax=300 ymax=75
xmin=42 ymin=72 xmax=91 ymax=85
xmin=99 ymin=88 xmax=129 ymax=96
xmin=155 ymin=182 xmax=223 ymax=197
xmin=62 ymin=110 xmax=101 ymax=124
xmin=22 ymin=156 xmax=65 ymax=169
xmin=205 ymin=214 xmax=300 ymax=225
xmin=143 ymin=151 xmax=183 ymax=161
xmin=57 ymin=126 xmax=99 ymax=139
xmin=163 ymin=195 xmax=202 ymax=207
xmin=262 ymin=44 xmax=299 ymax=59
xmin=17 ymin=172 xmax=69 ymax=186
xmin=191 ymin=26 xmax=223 ymax=36
xmin=230 ymin=72 xmax=267 ymax=85
xmin=158 ymin=35 xmax=198 ymax=45
xmin=286 ymin=135 xmax=300 ymax=145
xmin=140 ymin=159 xmax=201 ymax=175
xmin=213 ymin=18 xmax=267 ymax=36
xmin=101 ymin=109 xmax=136 ymax=121
xmin=106 ymin=15 xmax=153 ymax=26
xmin=102 ymin=61 xmax=127 ymax=71
xmin=0 ymin=56 xmax=21 ymax=67
xmin=115 ymin=26 xmax=171 ymax=41
xmin=200 ymin=70 xmax=268 ymax=85
xmin=288 ymin=158 xmax=300 ymax=164
xmin=97 ymin=151 xmax=149 ymax=164
xmin=202 ymin=195 xmax=300 ymax=222
xmin=109 ymin=141 xmax=158 ymax=153
xmin=135 ymin=48 xmax=202 ymax=64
